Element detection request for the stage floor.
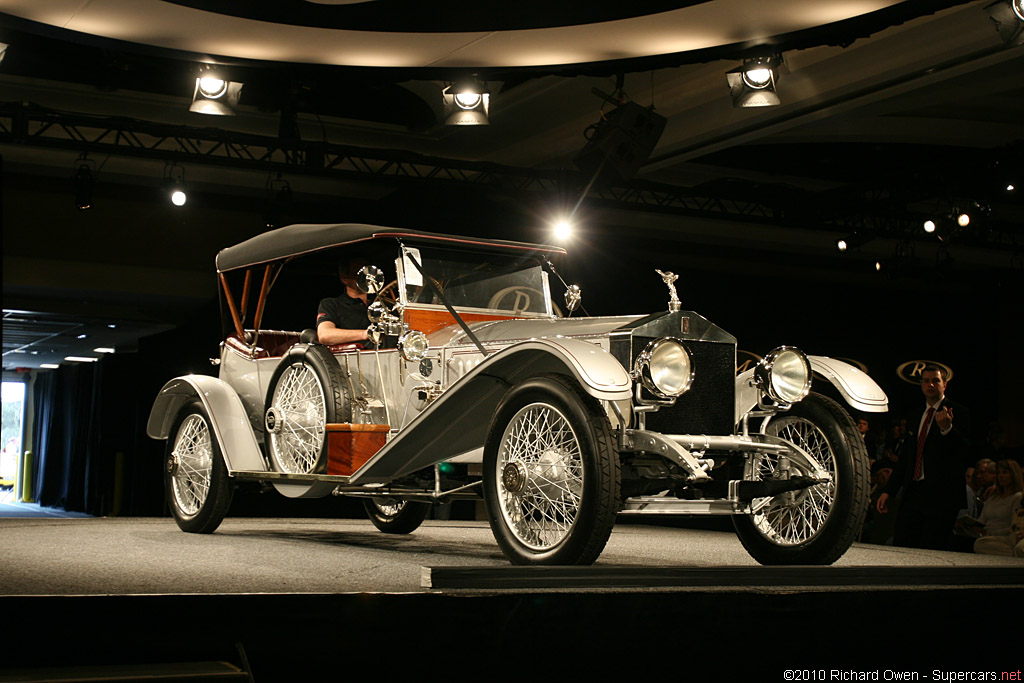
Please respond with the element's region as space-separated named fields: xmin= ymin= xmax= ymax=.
xmin=1 ymin=517 xmax=1020 ymax=679
xmin=1 ymin=517 xmax=1020 ymax=595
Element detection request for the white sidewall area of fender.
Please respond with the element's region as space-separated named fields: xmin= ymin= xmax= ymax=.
xmin=507 ymin=338 xmax=632 ymax=401
xmin=148 ymin=375 xmax=266 ymax=472
xmin=808 ymin=356 xmax=888 ymax=413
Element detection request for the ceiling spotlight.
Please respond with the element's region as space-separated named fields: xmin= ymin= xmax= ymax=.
xmin=726 ymin=55 xmax=783 ymax=108
xmin=73 ymin=154 xmax=96 ymax=210
xmin=875 ymin=261 xmax=883 ymax=272
xmin=1007 ymin=184 xmax=1016 ymax=191
xmin=190 ymin=66 xmax=243 ymax=116
xmin=835 ymin=232 xmax=869 ymax=252
xmin=442 ymin=77 xmax=490 ymax=125
xmin=985 ymin=0 xmax=1024 ymax=44
xmin=957 ymin=212 xmax=970 ymax=227
xmin=923 ymin=220 xmax=937 ymax=233
xmin=163 ymin=163 xmax=187 ymax=206
xmin=554 ymin=220 xmax=572 ymax=241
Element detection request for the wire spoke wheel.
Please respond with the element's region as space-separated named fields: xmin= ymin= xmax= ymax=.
xmin=752 ymin=417 xmax=835 ymax=545
xmin=497 ymin=403 xmax=584 ymax=550
xmin=732 ymin=393 xmax=869 ymax=565
xmin=483 ymin=374 xmax=619 ymax=566
xmin=164 ymin=401 xmax=233 ymax=533
xmin=269 ymin=362 xmax=326 ymax=474
xmin=170 ymin=414 xmax=213 ymax=516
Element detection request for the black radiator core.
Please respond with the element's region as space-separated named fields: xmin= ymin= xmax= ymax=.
xmin=612 ymin=336 xmax=735 ymax=436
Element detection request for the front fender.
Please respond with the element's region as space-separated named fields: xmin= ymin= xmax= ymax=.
xmin=147 ymin=375 xmax=266 ymax=472
xmin=735 ymin=356 xmax=888 ymax=421
xmin=350 ymin=338 xmax=631 ymax=484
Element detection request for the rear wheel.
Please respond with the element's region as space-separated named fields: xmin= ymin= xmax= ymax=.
xmin=483 ymin=374 xmax=620 ymax=565
xmin=732 ymin=393 xmax=869 ymax=565
xmin=265 ymin=344 xmax=349 ymax=475
xmin=165 ymin=401 xmax=233 ymax=533
xmin=363 ymin=498 xmax=431 ymax=534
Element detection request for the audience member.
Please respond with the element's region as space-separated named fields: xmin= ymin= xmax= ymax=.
xmin=877 ymin=365 xmax=971 ymax=550
xmin=861 ymin=459 xmax=897 ymax=545
xmin=971 ymin=458 xmax=997 ymax=503
xmin=973 ymin=460 xmax=1024 ymax=556
xmin=857 ymin=418 xmax=878 ymax=460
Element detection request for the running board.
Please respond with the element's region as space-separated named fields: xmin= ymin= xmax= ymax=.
xmin=230 ymin=470 xmax=353 ymax=484
xmin=620 ymin=496 xmax=749 ymax=515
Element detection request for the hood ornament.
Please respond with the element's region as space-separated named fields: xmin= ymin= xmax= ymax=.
xmin=655 ymin=270 xmax=681 ymax=312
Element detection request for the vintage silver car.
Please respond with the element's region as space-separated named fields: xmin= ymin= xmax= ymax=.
xmin=147 ymin=223 xmax=888 ymax=565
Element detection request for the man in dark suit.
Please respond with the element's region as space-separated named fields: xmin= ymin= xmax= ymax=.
xmin=876 ymin=365 xmax=971 ymax=550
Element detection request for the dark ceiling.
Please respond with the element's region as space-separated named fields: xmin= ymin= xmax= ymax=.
xmin=1 ymin=0 xmax=1023 ymax=371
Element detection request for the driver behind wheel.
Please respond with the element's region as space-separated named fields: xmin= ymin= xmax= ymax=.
xmin=316 ymin=257 xmax=374 ymax=347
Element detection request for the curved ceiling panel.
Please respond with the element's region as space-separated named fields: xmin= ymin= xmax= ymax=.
xmin=2 ymin=0 xmax=911 ymax=68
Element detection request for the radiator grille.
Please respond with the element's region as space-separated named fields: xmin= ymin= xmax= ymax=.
xmin=612 ymin=336 xmax=736 ymax=436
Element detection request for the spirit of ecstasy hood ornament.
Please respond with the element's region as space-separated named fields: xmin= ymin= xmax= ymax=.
xmin=655 ymin=269 xmax=681 ymax=312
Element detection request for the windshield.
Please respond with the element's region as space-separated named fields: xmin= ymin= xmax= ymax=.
xmin=401 ymin=245 xmax=550 ymax=315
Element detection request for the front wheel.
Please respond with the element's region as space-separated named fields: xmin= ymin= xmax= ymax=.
xmin=165 ymin=401 xmax=233 ymax=533
xmin=483 ymin=374 xmax=620 ymax=565
xmin=363 ymin=498 xmax=431 ymax=534
xmin=732 ymin=392 xmax=869 ymax=565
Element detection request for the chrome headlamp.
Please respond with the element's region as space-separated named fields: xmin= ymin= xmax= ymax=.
xmin=754 ymin=346 xmax=812 ymax=405
xmin=398 ymin=330 xmax=429 ymax=362
xmin=633 ymin=338 xmax=694 ymax=399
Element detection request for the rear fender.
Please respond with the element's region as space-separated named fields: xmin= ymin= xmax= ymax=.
xmin=147 ymin=375 xmax=266 ymax=472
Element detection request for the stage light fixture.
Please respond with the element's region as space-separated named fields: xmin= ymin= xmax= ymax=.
xmin=726 ymin=55 xmax=783 ymax=108
xmin=923 ymin=220 xmax=936 ymax=233
xmin=163 ymin=163 xmax=188 ymax=206
xmin=73 ymin=153 xmax=96 ymax=210
xmin=189 ymin=66 xmax=243 ymax=116
xmin=1007 ymin=184 xmax=1015 ymax=192
xmin=985 ymin=0 xmax=1024 ymax=44
xmin=835 ymin=232 xmax=869 ymax=252
xmin=442 ymin=77 xmax=490 ymax=125
xmin=957 ymin=212 xmax=970 ymax=227
xmin=554 ymin=220 xmax=572 ymax=241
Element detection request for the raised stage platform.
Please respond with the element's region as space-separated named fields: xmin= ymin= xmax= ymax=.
xmin=1 ymin=517 xmax=1020 ymax=680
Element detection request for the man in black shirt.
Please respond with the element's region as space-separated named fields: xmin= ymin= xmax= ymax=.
xmin=316 ymin=259 xmax=372 ymax=346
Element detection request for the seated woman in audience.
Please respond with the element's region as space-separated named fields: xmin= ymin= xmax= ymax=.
xmin=973 ymin=460 xmax=1024 ymax=556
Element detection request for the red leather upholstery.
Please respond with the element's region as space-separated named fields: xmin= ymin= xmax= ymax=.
xmin=226 ymin=331 xmax=361 ymax=359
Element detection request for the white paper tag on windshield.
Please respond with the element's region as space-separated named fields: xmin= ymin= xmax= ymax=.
xmin=402 ymin=247 xmax=423 ymax=287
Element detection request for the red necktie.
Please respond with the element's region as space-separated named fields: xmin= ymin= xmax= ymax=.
xmin=914 ymin=407 xmax=935 ymax=481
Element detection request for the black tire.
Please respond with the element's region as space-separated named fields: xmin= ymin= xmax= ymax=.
xmin=483 ymin=374 xmax=620 ymax=565
xmin=264 ymin=344 xmax=349 ymax=475
xmin=165 ymin=401 xmax=233 ymax=533
xmin=732 ymin=392 xmax=869 ymax=565
xmin=363 ymin=498 xmax=431 ymax=534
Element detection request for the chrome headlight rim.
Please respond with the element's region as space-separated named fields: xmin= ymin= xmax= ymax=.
xmin=398 ymin=330 xmax=429 ymax=362
xmin=633 ymin=337 xmax=695 ymax=399
xmin=754 ymin=345 xmax=812 ymax=405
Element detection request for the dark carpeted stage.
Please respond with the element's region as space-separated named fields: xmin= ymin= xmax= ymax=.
xmin=1 ymin=517 xmax=1020 ymax=680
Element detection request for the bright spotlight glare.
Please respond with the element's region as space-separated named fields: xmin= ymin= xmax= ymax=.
xmin=171 ymin=189 xmax=187 ymax=206
xmin=198 ymin=77 xmax=228 ymax=99
xmin=743 ymin=67 xmax=773 ymax=89
xmin=1007 ymin=184 xmax=1016 ymax=192
xmin=554 ymin=221 xmax=572 ymax=240
xmin=836 ymin=239 xmax=848 ymax=252
xmin=875 ymin=261 xmax=882 ymax=272
xmin=923 ymin=220 xmax=936 ymax=233
xmin=454 ymin=91 xmax=482 ymax=109
xmin=957 ymin=213 xmax=970 ymax=227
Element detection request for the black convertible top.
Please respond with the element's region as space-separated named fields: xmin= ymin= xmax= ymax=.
xmin=215 ymin=223 xmax=566 ymax=272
